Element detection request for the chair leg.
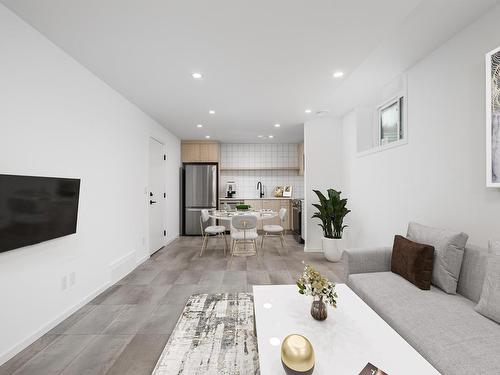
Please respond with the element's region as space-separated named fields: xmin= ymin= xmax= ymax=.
xmin=261 ymin=232 xmax=265 ymax=248
xmin=280 ymin=232 xmax=285 ymax=248
xmin=200 ymin=234 xmax=207 ymax=256
xmin=222 ymin=233 xmax=227 ymax=257
xmin=281 ymin=232 xmax=288 ymax=253
xmin=230 ymin=239 xmax=236 ymax=261
xmin=254 ymin=239 xmax=259 ymax=257
xmin=282 ymin=232 xmax=288 ymax=246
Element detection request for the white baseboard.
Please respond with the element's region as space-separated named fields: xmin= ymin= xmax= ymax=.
xmin=109 ymin=249 xmax=138 ymax=283
xmin=166 ymin=235 xmax=179 ymax=246
xmin=304 ymin=246 xmax=324 ymax=253
xmin=136 ymin=253 xmax=149 ymax=264
xmin=0 ymin=281 xmax=110 ymax=366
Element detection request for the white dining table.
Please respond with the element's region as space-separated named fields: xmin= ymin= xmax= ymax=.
xmin=209 ymin=210 xmax=278 ymax=256
xmin=208 ymin=209 xmax=278 ymax=221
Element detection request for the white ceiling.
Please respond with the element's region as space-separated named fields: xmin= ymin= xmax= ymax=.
xmin=2 ymin=0 xmax=498 ymax=142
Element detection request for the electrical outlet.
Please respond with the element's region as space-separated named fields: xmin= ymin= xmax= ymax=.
xmin=61 ymin=275 xmax=68 ymax=291
xmin=69 ymin=272 xmax=76 ymax=286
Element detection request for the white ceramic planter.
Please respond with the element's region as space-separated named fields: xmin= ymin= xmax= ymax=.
xmin=322 ymin=237 xmax=343 ymax=262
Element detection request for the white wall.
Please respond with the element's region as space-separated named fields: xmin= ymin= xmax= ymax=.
xmin=0 ymin=4 xmax=180 ymax=364
xmin=220 ymin=143 xmax=304 ymax=199
xmin=304 ymin=117 xmax=343 ymax=251
xmin=340 ymin=4 xmax=500 ymax=249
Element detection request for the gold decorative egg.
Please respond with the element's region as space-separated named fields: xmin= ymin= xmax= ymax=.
xmin=280 ymin=334 xmax=315 ymax=375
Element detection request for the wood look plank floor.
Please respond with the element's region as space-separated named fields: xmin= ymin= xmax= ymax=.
xmin=1 ymin=235 xmax=346 ymax=375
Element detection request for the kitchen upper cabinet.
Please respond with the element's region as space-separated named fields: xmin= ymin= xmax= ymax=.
xmin=298 ymin=143 xmax=305 ymax=176
xmin=181 ymin=141 xmax=219 ymax=163
xmin=181 ymin=143 xmax=200 ymax=162
xmin=200 ymin=142 xmax=219 ymax=161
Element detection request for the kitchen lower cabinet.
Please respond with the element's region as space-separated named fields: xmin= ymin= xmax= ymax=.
xmin=280 ymin=200 xmax=291 ymax=231
xmin=244 ymin=200 xmax=263 ymax=229
xmin=244 ymin=200 xmax=263 ymax=210
xmin=262 ymin=200 xmax=281 ymax=227
xmin=240 ymin=199 xmax=291 ymax=231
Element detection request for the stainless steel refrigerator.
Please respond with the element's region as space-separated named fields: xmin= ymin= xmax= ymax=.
xmin=183 ymin=164 xmax=218 ymax=235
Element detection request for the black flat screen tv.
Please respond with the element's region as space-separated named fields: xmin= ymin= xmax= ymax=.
xmin=0 ymin=174 xmax=80 ymax=253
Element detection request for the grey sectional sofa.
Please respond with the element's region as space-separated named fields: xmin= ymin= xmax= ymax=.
xmin=344 ymin=246 xmax=500 ymax=375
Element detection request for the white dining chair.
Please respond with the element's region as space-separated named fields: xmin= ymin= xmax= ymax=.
xmin=261 ymin=207 xmax=287 ymax=250
xmin=230 ymin=215 xmax=259 ymax=259
xmin=200 ymin=209 xmax=227 ymax=257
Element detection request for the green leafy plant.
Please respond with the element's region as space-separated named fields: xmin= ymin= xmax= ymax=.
xmin=311 ymin=189 xmax=350 ymax=239
xmin=235 ymin=204 xmax=250 ymax=210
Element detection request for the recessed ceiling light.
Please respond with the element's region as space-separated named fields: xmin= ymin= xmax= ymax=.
xmin=205 ymin=135 xmax=211 ymax=139
xmin=268 ymin=135 xmax=274 ymax=139
xmin=209 ymin=110 xmax=215 ymax=115
xmin=305 ymin=109 xmax=312 ymax=114
xmin=257 ymin=135 xmax=264 ymax=138
xmin=274 ymin=123 xmax=281 ymax=128
xmin=196 ymin=124 xmax=203 ymax=128
xmin=333 ymin=71 xmax=344 ymax=78
xmin=316 ymin=110 xmax=330 ymax=116
xmin=192 ymin=72 xmax=203 ymax=79
xmin=263 ymin=302 xmax=272 ymax=309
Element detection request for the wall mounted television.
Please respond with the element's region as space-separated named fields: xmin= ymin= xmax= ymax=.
xmin=0 ymin=174 xmax=81 ymax=253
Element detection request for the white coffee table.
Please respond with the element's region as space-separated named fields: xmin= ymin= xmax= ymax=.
xmin=253 ymin=284 xmax=439 ymax=375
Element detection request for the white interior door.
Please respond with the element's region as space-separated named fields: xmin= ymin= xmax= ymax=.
xmin=148 ymin=137 xmax=166 ymax=254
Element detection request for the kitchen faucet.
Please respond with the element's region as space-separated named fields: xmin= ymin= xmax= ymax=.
xmin=257 ymin=181 xmax=264 ymax=198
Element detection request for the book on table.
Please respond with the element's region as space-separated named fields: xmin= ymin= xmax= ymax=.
xmin=359 ymin=362 xmax=388 ymax=375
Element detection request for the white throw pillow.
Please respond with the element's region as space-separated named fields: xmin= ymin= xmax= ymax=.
xmin=407 ymin=222 xmax=468 ymax=294
xmin=475 ymin=240 xmax=500 ymax=323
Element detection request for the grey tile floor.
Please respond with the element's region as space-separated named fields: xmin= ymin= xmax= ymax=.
xmin=0 ymin=235 xmax=346 ymax=375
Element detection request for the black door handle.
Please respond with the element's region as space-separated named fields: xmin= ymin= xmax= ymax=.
xmin=150 ymin=200 xmax=157 ymax=205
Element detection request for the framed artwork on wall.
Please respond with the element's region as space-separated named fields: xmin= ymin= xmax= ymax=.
xmin=486 ymin=46 xmax=500 ymax=187
xmin=283 ymin=185 xmax=293 ymax=197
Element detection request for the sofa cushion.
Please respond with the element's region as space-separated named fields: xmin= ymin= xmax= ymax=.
xmin=348 ymin=272 xmax=500 ymax=374
xmin=391 ymin=235 xmax=434 ymax=290
xmin=475 ymin=240 xmax=500 ymax=323
xmin=407 ymin=222 xmax=468 ymax=294
xmin=457 ymin=246 xmax=489 ymax=303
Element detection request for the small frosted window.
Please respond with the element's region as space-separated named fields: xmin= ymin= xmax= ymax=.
xmin=379 ymin=97 xmax=403 ymax=146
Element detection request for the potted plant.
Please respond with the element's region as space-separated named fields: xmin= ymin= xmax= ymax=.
xmin=297 ymin=264 xmax=338 ymax=321
xmin=235 ymin=204 xmax=251 ymax=211
xmin=311 ymin=189 xmax=350 ymax=262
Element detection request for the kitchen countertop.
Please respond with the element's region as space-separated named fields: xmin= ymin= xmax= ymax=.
xmin=219 ymin=197 xmax=298 ymax=200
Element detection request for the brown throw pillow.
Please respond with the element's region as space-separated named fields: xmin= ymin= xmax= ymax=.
xmin=391 ymin=235 xmax=435 ymax=290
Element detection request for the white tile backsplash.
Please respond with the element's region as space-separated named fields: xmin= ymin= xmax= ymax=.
xmin=220 ymin=143 xmax=299 ymax=169
xmin=220 ymin=143 xmax=304 ymax=199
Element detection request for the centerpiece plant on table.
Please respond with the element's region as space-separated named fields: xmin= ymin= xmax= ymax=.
xmin=297 ymin=263 xmax=338 ymax=321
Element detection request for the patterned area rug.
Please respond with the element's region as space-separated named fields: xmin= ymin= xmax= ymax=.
xmin=152 ymin=293 xmax=260 ymax=375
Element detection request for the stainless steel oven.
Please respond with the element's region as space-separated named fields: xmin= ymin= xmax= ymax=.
xmin=291 ymin=199 xmax=304 ymax=244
